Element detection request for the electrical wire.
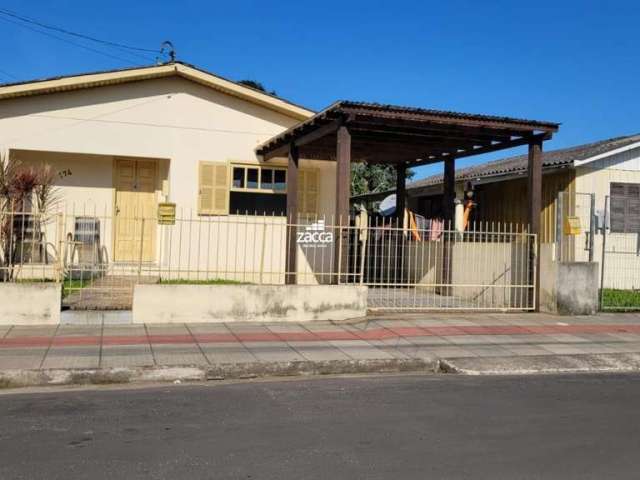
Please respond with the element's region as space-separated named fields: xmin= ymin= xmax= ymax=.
xmin=0 ymin=8 xmax=159 ymax=54
xmin=0 ymin=67 xmax=18 ymax=81
xmin=0 ymin=15 xmax=143 ymax=66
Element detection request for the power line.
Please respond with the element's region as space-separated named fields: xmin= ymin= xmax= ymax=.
xmin=0 ymin=8 xmax=159 ymax=54
xmin=0 ymin=15 xmax=143 ymax=66
xmin=0 ymin=67 xmax=19 ymax=81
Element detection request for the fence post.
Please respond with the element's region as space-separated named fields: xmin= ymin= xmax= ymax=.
xmin=555 ymin=192 xmax=563 ymax=262
xmin=137 ymin=217 xmax=145 ymax=281
xmin=589 ymin=193 xmax=596 ymax=262
xmin=599 ymin=196 xmax=609 ymax=310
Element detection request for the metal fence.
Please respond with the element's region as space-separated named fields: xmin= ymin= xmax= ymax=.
xmin=0 ymin=205 xmax=537 ymax=312
xmin=599 ymin=195 xmax=640 ymax=311
xmin=556 ymin=191 xmax=596 ymax=262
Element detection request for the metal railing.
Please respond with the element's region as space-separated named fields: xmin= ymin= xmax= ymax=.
xmin=599 ymin=195 xmax=640 ymax=311
xmin=1 ymin=204 xmax=537 ymax=311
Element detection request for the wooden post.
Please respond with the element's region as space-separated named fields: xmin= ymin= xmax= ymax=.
xmin=396 ymin=163 xmax=406 ymax=224
xmin=527 ymin=139 xmax=543 ymax=310
xmin=443 ymin=156 xmax=456 ymax=222
xmin=285 ymin=143 xmax=299 ymax=285
xmin=334 ymin=126 xmax=351 ymax=282
xmin=440 ymin=156 xmax=456 ymax=294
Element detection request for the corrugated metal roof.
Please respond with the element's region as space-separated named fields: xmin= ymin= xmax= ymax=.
xmin=408 ymin=133 xmax=640 ymax=189
xmin=335 ymin=101 xmax=560 ymax=129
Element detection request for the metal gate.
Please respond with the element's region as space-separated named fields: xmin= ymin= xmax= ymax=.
xmin=600 ymin=195 xmax=640 ymax=311
xmin=341 ymin=218 xmax=537 ymax=311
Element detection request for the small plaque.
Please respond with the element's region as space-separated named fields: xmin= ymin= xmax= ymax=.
xmin=564 ymin=216 xmax=581 ymax=235
xmin=158 ymin=202 xmax=176 ymax=225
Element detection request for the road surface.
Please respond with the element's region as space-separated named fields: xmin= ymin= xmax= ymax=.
xmin=1 ymin=374 xmax=639 ymax=479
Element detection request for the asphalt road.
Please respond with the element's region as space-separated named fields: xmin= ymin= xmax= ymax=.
xmin=1 ymin=374 xmax=640 ymax=479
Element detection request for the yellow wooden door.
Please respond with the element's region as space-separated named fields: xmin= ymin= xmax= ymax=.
xmin=114 ymin=159 xmax=156 ymax=262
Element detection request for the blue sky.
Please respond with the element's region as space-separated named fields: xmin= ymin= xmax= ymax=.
xmin=1 ymin=0 xmax=638 ymax=179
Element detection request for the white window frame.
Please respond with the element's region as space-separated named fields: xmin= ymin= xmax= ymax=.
xmin=230 ymin=164 xmax=287 ymax=194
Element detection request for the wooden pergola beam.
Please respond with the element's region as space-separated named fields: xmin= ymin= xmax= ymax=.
xmin=263 ymin=119 xmax=343 ymax=160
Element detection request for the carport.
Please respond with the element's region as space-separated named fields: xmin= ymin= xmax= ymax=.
xmin=256 ymin=101 xmax=559 ymax=309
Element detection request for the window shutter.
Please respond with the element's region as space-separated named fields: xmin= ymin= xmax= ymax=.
xmin=298 ymin=169 xmax=319 ymax=215
xmin=199 ymin=162 xmax=229 ymax=215
xmin=610 ymin=182 xmax=640 ymax=233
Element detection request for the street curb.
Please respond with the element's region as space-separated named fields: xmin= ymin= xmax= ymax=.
xmin=439 ymin=353 xmax=640 ymax=375
xmin=0 ymin=357 xmax=440 ymax=389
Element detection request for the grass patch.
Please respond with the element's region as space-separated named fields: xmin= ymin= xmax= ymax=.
xmin=62 ymin=278 xmax=93 ymax=298
xmin=160 ymin=279 xmax=248 ymax=285
xmin=601 ymin=289 xmax=640 ymax=310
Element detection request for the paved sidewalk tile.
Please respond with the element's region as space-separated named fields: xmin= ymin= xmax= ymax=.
xmin=102 ymin=325 xmax=147 ymax=345
xmin=402 ymin=344 xmax=474 ymax=359
xmin=466 ymin=345 xmax=514 ymax=357
xmin=286 ymin=341 xmax=351 ymax=361
xmin=363 ymin=339 xmax=411 ymax=359
xmin=503 ymin=344 xmax=555 ymax=356
xmin=5 ymin=326 xmax=57 ymax=338
xmin=101 ymin=345 xmax=154 ymax=368
xmin=242 ymin=342 xmax=305 ymax=362
xmin=200 ymin=343 xmax=257 ymax=364
xmin=574 ymin=343 xmax=624 ymax=354
xmin=0 ymin=348 xmax=47 ymax=369
xmin=42 ymin=346 xmax=99 ymax=369
xmin=544 ymin=333 xmax=590 ymax=343
xmin=404 ymin=335 xmax=451 ymax=346
xmin=146 ymin=324 xmax=195 ymax=345
xmin=150 ymin=344 xmax=209 ymax=366
xmin=56 ymin=325 xmax=102 ymax=336
xmin=444 ymin=335 xmax=500 ymax=346
xmin=328 ymin=340 xmax=394 ymax=360
xmin=537 ymin=343 xmax=587 ymax=355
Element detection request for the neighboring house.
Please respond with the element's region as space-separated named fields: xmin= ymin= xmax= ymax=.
xmin=398 ymin=133 xmax=640 ymax=249
xmin=0 ymin=62 xmax=334 ymax=280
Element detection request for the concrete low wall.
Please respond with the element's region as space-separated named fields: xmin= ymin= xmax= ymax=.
xmin=133 ymin=284 xmax=368 ymax=323
xmin=539 ymin=245 xmax=599 ymax=315
xmin=0 ymin=283 xmax=61 ymax=325
xmin=556 ymin=262 xmax=599 ymax=315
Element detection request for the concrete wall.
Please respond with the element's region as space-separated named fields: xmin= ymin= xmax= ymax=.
xmin=556 ymin=262 xmax=599 ymax=315
xmin=539 ymin=244 xmax=599 ymax=315
xmin=0 ymin=283 xmax=61 ymax=325
xmin=133 ymin=284 xmax=368 ymax=323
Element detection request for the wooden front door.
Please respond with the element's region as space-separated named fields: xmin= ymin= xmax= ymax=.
xmin=114 ymin=158 xmax=157 ymax=262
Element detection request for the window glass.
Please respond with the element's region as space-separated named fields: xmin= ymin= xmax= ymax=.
xmin=274 ymin=170 xmax=286 ymax=191
xmin=247 ymin=168 xmax=259 ymax=189
xmin=260 ymin=169 xmax=273 ymax=189
xmin=232 ymin=167 xmax=245 ymax=188
xmin=229 ymin=191 xmax=286 ymax=216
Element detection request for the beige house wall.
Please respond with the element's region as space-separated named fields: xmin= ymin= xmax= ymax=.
xmin=0 ymin=75 xmax=339 ymax=281
xmin=575 ymin=146 xmax=640 ymax=289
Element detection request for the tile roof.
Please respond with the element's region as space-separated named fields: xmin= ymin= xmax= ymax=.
xmin=408 ymin=132 xmax=640 ymax=189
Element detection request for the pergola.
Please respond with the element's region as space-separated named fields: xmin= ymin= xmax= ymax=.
xmin=256 ymin=101 xmax=559 ymax=307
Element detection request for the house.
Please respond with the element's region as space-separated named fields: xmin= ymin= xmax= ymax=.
xmin=0 ymin=62 xmax=338 ymax=283
xmin=355 ymin=133 xmax=640 ymax=301
xmin=398 ymin=133 xmax=640 ymax=252
xmin=1 ymin=62 xmax=561 ymax=312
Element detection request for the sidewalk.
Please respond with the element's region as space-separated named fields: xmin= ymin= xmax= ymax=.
xmin=3 ymin=312 xmax=640 ymax=388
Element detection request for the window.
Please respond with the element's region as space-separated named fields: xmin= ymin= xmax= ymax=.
xmin=198 ymin=162 xmax=319 ymax=217
xmin=229 ymin=164 xmax=288 ymax=215
xmin=610 ymin=183 xmax=640 ymax=233
xmin=231 ymin=165 xmax=286 ymax=192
